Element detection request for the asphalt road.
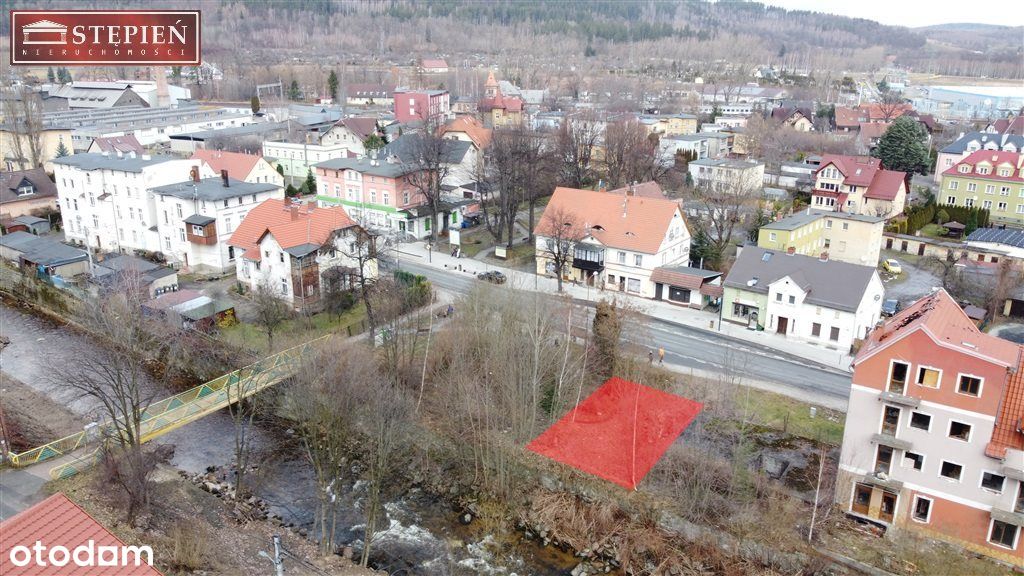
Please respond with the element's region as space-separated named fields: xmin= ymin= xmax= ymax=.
xmin=394 ymin=259 xmax=853 ymax=407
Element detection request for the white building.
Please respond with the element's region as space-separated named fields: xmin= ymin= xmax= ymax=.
xmin=534 ymin=186 xmax=691 ymax=298
xmin=54 ymin=152 xmax=215 ymax=254
xmin=722 ymin=246 xmax=884 ymax=350
xmin=262 ymin=140 xmax=351 ymax=184
xmin=149 ymin=172 xmax=283 ymax=274
xmin=688 ymin=158 xmax=765 ymax=191
xmin=228 ymin=198 xmax=376 ymax=311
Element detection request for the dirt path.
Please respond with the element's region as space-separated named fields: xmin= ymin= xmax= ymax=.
xmin=1 ymin=371 xmax=85 ymax=452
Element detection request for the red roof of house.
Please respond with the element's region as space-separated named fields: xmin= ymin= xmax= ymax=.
xmin=338 ymin=117 xmax=379 ymax=141
xmin=815 ymin=154 xmax=905 ymax=201
xmin=834 ymin=106 xmax=864 ymax=129
xmin=607 ymin=181 xmax=665 ymax=199
xmin=0 ymin=493 xmax=162 ymax=575
xmin=987 ymin=352 xmax=1024 ymax=459
xmin=478 ymin=93 xmax=523 ymax=113
xmin=536 ymin=186 xmax=684 ymax=254
xmin=190 ymin=149 xmax=262 ymax=180
xmin=863 ymin=169 xmax=906 ymax=201
xmin=857 ymin=122 xmax=889 ymax=142
xmin=90 ymin=135 xmax=144 ymax=155
xmin=421 ymin=58 xmax=448 ymax=69
xmin=942 ymin=150 xmax=1024 ymax=183
xmin=228 ymin=198 xmax=357 ymax=261
xmin=442 ymin=116 xmax=492 ymax=148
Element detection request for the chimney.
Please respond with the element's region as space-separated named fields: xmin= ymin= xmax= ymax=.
xmin=290 ymin=205 xmax=299 ymax=220
xmin=221 ymin=169 xmax=229 ymax=187
xmin=190 ymin=165 xmax=200 ymax=183
xmin=628 ymin=181 xmax=636 ymax=196
xmin=820 ymin=251 xmax=829 ymax=261
xmin=153 ymin=66 xmax=170 ymax=107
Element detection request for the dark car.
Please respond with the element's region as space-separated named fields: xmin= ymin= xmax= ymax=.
xmin=477 ymin=270 xmax=507 ymax=284
xmin=881 ymin=298 xmax=900 ymax=317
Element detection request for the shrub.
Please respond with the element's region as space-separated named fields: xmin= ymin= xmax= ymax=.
xmin=168 ymin=518 xmax=211 ymax=571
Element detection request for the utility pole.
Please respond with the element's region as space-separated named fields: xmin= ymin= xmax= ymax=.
xmin=258 ymin=535 xmax=285 ymax=576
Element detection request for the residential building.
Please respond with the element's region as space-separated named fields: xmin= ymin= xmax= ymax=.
xmin=394 ymin=88 xmax=450 ymax=124
xmin=0 ymin=125 xmax=73 ymax=172
xmin=228 ymin=198 xmax=376 ymax=311
xmin=770 ymin=105 xmax=814 ymax=131
xmin=986 ymin=114 xmax=1024 ymax=137
xmin=150 ymin=171 xmax=283 ymax=274
xmin=966 ymin=228 xmax=1024 ymax=260
xmin=420 ymin=58 xmax=449 ymax=74
xmin=345 ymin=84 xmax=395 ymax=107
xmin=190 ymin=149 xmax=284 ymax=187
xmin=935 ymin=132 xmax=1024 ymax=184
xmin=810 ymin=154 xmax=908 ymax=218
xmin=1 ymin=168 xmax=58 ymax=220
xmin=91 ymin=253 xmax=179 ymax=298
xmin=638 ymin=114 xmax=699 ymax=137
xmin=479 ymin=72 xmax=524 ymax=128
xmin=659 ymin=133 xmax=728 ymax=161
xmin=53 ymin=153 xmax=215 ymax=254
xmin=758 ymin=209 xmax=885 ymax=266
xmin=48 ymin=82 xmax=149 ymax=109
xmin=87 ymin=134 xmax=145 ymax=155
xmin=442 ymin=116 xmax=493 ymax=149
xmin=312 ymin=136 xmax=476 ymax=238
xmin=534 ymin=186 xmax=691 ymax=298
xmin=319 ymin=117 xmax=382 ymax=155
xmin=688 ymin=158 xmax=765 ymax=191
xmin=940 ymin=150 xmax=1024 ymax=227
xmin=262 ymin=139 xmax=351 ymax=185
xmin=721 ymin=246 xmax=883 ymax=349
xmin=837 ymin=290 xmax=1024 ymax=566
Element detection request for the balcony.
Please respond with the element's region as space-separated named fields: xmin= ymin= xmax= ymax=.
xmin=871 ymin=433 xmax=912 ymax=451
xmin=878 ymin=390 xmax=920 ymax=408
xmin=572 ymin=257 xmax=604 ymax=272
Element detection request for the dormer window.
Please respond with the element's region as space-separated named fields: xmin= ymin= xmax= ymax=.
xmin=977 ymin=166 xmax=990 ymax=175
xmin=16 ymin=185 xmax=34 ymax=196
xmin=958 ymin=165 xmax=970 ymax=173
xmin=998 ymin=168 xmax=1010 ymax=177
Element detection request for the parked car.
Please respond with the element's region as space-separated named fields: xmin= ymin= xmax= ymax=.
xmin=881 ymin=298 xmax=900 ymax=317
xmin=477 ymin=270 xmax=507 ymax=284
xmin=882 ymin=259 xmax=902 ymax=275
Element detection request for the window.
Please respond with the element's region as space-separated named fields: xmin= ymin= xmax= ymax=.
xmin=911 ymin=496 xmax=931 ymax=523
xmin=177 ymin=204 xmax=183 ymax=218
xmin=829 ymin=326 xmax=840 ymax=341
xmin=223 ymin=199 xmax=229 ymax=208
xmin=179 ymin=229 xmax=185 ymax=242
xmin=825 ymin=220 xmax=832 ymax=229
xmin=989 ymin=520 xmax=1019 ymax=550
xmin=948 ymin=181 xmax=958 ymax=190
xmin=909 ymin=412 xmax=931 ymax=431
xmin=998 ymin=202 xmax=1007 ymax=211
xmin=769 ymin=232 xmax=777 ymax=241
xmin=776 ymin=292 xmax=783 ymax=302
xmin=634 ymin=254 xmax=642 ymax=266
xmin=788 ymin=295 xmax=795 ymax=304
xmin=279 ymin=252 xmax=285 ymax=263
xmin=985 ymin=184 xmax=995 ymax=195
xmin=948 ymin=421 xmax=971 ymax=441
xmin=812 ymin=322 xmax=821 ymax=337
xmin=874 ymin=445 xmax=894 ymax=475
xmin=881 ymin=406 xmax=900 ymax=435
xmin=238 ymin=197 xmax=243 ymax=206
xmin=916 ymin=366 xmax=940 ymax=388
xmin=280 ymin=278 xmax=288 ymax=294
xmin=983 ymin=200 xmax=992 ymax=209
xmin=981 ymin=472 xmax=1005 ymax=493
xmin=627 ymin=278 xmax=641 ymax=293
xmin=947 ymin=195 xmax=957 ymax=204
xmin=889 ymin=361 xmax=909 ymax=393
xmin=842 ymin=222 xmax=849 ymax=230
xmin=939 ymin=461 xmax=963 ymax=482
xmin=957 ymin=374 xmax=982 ymax=396
xmin=965 ymin=198 xmax=975 ymax=207
xmin=92 ymin=215 xmax=98 ymax=228
xmin=967 ymin=182 xmax=977 ymax=192
xmin=1016 ymin=482 xmax=1024 ymax=514
xmin=616 ymin=251 xmax=626 ymax=263
xmin=904 ymin=452 xmax=924 ymax=471
xmin=1001 ymin=186 xmax=1011 ymax=196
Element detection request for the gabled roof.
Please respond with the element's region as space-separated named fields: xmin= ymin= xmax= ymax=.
xmin=535 ymin=186 xmax=684 ymax=254
xmin=227 ymin=198 xmax=357 ymax=261
xmin=723 ymin=246 xmax=877 ymax=312
xmin=0 ymin=168 xmax=57 ymax=204
xmin=857 ymin=122 xmax=889 ymax=142
xmin=190 ymin=149 xmax=263 ymax=180
xmin=442 ymin=116 xmax=492 ymax=148
xmin=90 ymin=135 xmax=144 ymax=155
xmin=940 ymin=131 xmax=1024 ymax=154
xmin=421 ymin=58 xmax=448 ymax=69
xmin=338 ymin=117 xmax=379 ymax=141
xmin=834 ymin=106 xmax=864 ymax=128
xmin=650 ymin=266 xmax=721 ymax=290
xmin=863 ymin=169 xmax=907 ymax=201
xmin=943 ymin=150 xmax=1023 ymax=183
xmin=0 ymin=493 xmax=162 ymax=575
xmin=815 ymin=154 xmax=906 ymax=200
xmin=857 ymin=289 xmax=1020 ymax=369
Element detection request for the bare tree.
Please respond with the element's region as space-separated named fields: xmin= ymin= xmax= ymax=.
xmin=603 ymin=118 xmax=669 ymax=188
xmin=2 ymin=86 xmax=45 ymax=169
xmin=340 ymin=227 xmax=381 ymax=344
xmin=402 ymin=126 xmax=455 ymax=245
xmin=535 ymin=205 xmax=588 ymax=292
xmin=251 ymin=281 xmax=293 ymax=352
xmin=876 ymin=91 xmax=907 ymax=123
xmin=555 ymin=114 xmax=600 ymax=188
xmin=484 ymin=126 xmax=556 ymax=248
xmin=690 ymin=179 xmax=761 ymax=258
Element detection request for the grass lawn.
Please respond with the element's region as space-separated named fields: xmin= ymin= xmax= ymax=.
xmin=743 ymin=387 xmax=844 ymax=445
xmin=218 ymin=303 xmax=367 ymax=353
xmin=918 ymin=223 xmax=948 ymax=239
xmin=459 ymin=228 xmax=496 ymax=258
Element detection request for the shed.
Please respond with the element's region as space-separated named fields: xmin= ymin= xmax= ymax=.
xmin=944 ymin=221 xmax=966 ymax=238
xmin=3 ymin=215 xmax=51 ymax=235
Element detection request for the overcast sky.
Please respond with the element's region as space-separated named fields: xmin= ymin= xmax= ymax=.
xmin=759 ymin=0 xmax=1024 ymax=28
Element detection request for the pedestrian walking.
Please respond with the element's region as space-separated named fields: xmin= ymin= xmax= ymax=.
xmin=658 ymin=347 xmax=665 ymax=365
xmin=648 ymin=350 xmax=654 ymax=364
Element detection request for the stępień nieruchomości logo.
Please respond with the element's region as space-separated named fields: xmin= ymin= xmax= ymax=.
xmin=10 ymin=10 xmax=201 ymax=65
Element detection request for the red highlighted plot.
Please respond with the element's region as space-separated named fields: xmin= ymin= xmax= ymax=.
xmin=527 ymin=377 xmax=703 ymax=489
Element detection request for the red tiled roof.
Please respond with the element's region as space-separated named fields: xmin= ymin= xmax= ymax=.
xmin=339 ymin=117 xmax=379 ymax=140
xmin=816 ymin=154 xmax=881 ymax=186
xmin=700 ymin=284 xmax=724 ymax=298
xmin=986 ymin=351 xmax=1024 ymax=459
xmin=228 ymin=199 xmax=357 ymax=261
xmin=1006 ymin=116 xmax=1024 ymax=136
xmin=0 ymin=493 xmax=162 ymax=575
xmin=536 ymin=187 xmax=684 ymax=254
xmin=857 ymin=122 xmax=889 ymax=141
xmin=863 ymin=169 xmax=906 ymax=201
xmin=479 ymin=93 xmax=523 ymax=113
xmin=606 ymin=181 xmax=665 ymax=199
xmin=90 ymin=135 xmax=144 ymax=154
xmin=942 ymin=150 xmax=1024 ymax=183
xmin=421 ymin=58 xmax=448 ymax=69
xmin=442 ymin=116 xmax=492 ymax=148
xmin=834 ymin=106 xmax=864 ymax=128
xmin=190 ymin=149 xmax=262 ymax=180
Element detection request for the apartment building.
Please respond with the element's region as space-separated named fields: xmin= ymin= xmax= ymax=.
xmin=934 ymin=132 xmax=1023 ymax=184
xmin=758 ymin=209 xmax=885 ymax=266
xmin=837 ymin=290 xmax=1024 ymax=566
xmin=190 ymin=149 xmax=284 ymax=186
xmin=262 ymin=139 xmax=351 ymax=184
xmin=810 ymin=154 xmax=907 ymax=218
xmin=393 ymin=88 xmax=450 ymax=124
xmin=687 ymin=158 xmax=765 ymax=191
xmin=228 ymin=198 xmax=376 ymax=311
xmin=53 ymin=152 xmax=215 ymax=254
xmin=940 ymin=150 xmax=1024 ymax=227
xmin=533 ymin=186 xmax=691 ymax=298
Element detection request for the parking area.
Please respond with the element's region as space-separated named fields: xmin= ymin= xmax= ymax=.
xmin=878 ymin=250 xmax=942 ymax=306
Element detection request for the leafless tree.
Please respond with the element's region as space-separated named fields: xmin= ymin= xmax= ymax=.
xmin=2 ymin=86 xmax=45 ymax=169
xmin=251 ymin=280 xmax=293 ymax=352
xmin=690 ymin=180 xmax=761 ymax=257
xmin=602 ymin=118 xmax=669 ymax=188
xmin=555 ymin=114 xmax=600 ymax=188
xmin=402 ymin=126 xmax=455 ymax=245
xmin=484 ymin=126 xmax=556 ymax=248
xmin=876 ymin=91 xmax=907 ymax=122
xmin=340 ymin=227 xmax=380 ymax=344
xmin=987 ymin=260 xmax=1022 ymax=320
xmin=535 ymin=205 xmax=588 ymax=293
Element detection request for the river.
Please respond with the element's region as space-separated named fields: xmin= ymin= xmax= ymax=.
xmin=0 ymin=303 xmax=575 ymax=575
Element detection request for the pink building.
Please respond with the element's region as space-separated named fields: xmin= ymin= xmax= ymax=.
xmin=393 ymin=88 xmax=450 ymax=125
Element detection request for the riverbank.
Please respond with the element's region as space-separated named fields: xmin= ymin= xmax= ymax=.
xmin=0 ymin=371 xmax=84 ymax=453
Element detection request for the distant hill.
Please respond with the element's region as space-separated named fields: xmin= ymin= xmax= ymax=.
xmin=915 ymin=23 xmax=1020 ymax=32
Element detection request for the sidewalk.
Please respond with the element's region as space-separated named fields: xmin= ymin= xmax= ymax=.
xmin=396 ymin=241 xmax=854 ymax=373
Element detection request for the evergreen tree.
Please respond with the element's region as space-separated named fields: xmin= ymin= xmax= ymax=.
xmin=250 ymin=95 xmax=261 ymax=114
xmin=55 ymin=141 xmax=70 ymax=158
xmin=965 ymin=209 xmax=979 ymax=236
xmin=327 ymin=70 xmax=339 ymax=101
xmin=304 ymin=170 xmax=317 ymax=195
xmin=288 ymin=80 xmax=301 ymax=101
xmin=285 ymin=184 xmax=299 ymax=197
xmin=363 ymin=134 xmax=386 ymax=151
xmin=47 ymin=67 xmax=55 ymax=83
xmin=747 ymin=208 xmax=772 ymax=243
xmin=276 ymin=164 xmax=285 ymax=176
xmin=872 ymin=116 xmax=929 ymax=177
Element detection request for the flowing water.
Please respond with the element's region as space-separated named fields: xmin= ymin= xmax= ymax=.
xmin=0 ymin=304 xmax=576 ymax=575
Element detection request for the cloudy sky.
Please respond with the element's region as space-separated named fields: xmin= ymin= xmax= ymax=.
xmin=760 ymin=0 xmax=1024 ymax=28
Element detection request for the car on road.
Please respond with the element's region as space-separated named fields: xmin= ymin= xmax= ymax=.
xmin=882 ymin=259 xmax=902 ymax=275
xmin=881 ymin=298 xmax=900 ymax=317
xmin=477 ymin=270 xmax=507 ymax=284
